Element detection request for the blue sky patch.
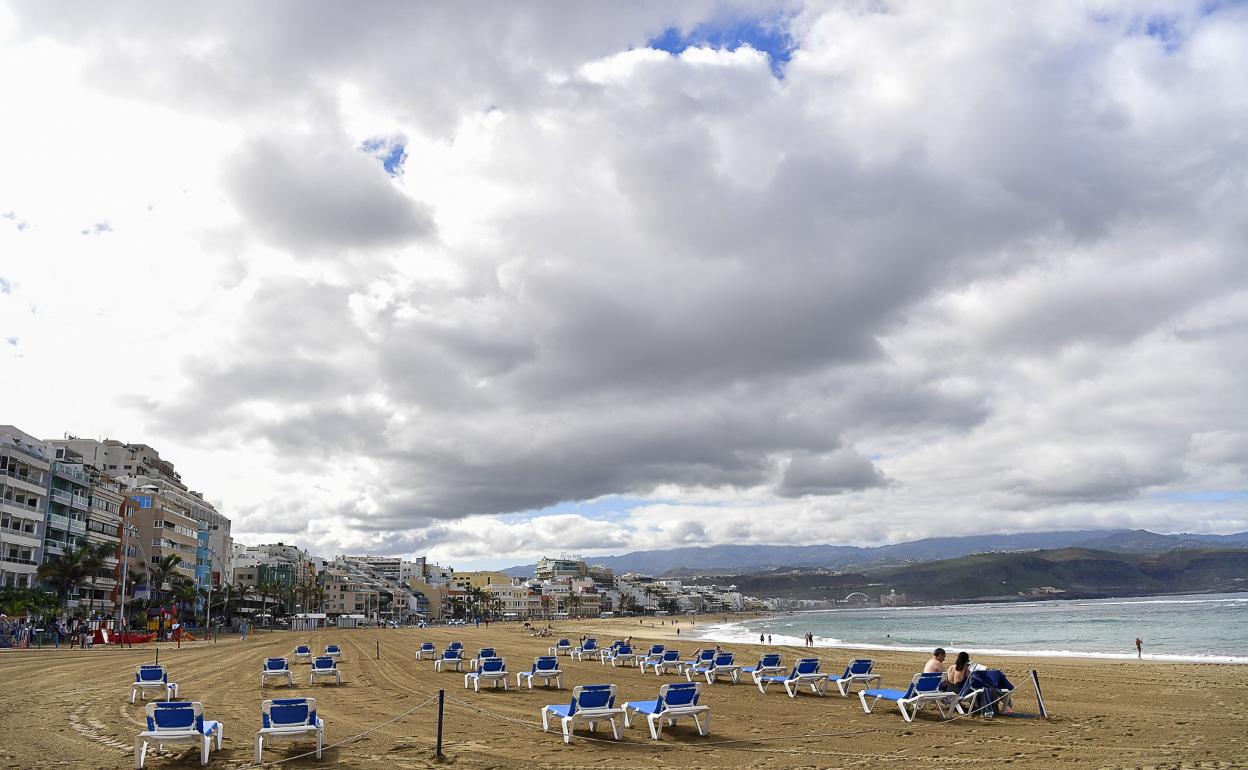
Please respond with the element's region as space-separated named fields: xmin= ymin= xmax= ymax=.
xmin=1159 ymin=490 xmax=1248 ymax=503
xmin=360 ymin=135 xmax=408 ymax=177
xmin=648 ymin=15 xmax=796 ymax=77
xmin=1143 ymin=14 xmax=1184 ymax=52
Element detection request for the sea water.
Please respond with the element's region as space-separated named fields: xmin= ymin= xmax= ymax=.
xmin=693 ymin=592 xmax=1248 ymax=663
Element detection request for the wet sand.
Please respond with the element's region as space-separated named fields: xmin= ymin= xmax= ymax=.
xmin=0 ymin=618 xmax=1244 ymax=769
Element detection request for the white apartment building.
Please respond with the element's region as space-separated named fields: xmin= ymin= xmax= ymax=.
xmin=0 ymin=425 xmax=49 ymax=589
xmin=343 ymin=555 xmax=425 ymax=583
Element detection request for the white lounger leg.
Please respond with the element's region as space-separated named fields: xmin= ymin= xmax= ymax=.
xmin=255 ymin=734 xmax=264 ymax=764
xmin=135 ymin=737 xmax=147 ymax=769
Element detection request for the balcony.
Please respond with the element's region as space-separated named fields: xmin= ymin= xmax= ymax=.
xmin=0 ymin=527 xmax=41 ymax=548
xmin=70 ymin=494 xmax=91 ymax=511
xmin=2 ymin=467 xmax=46 ymax=490
xmin=46 ymin=512 xmax=85 ymax=535
xmin=52 ymin=462 xmax=91 ymax=486
xmin=0 ymin=498 xmax=43 ymax=520
xmin=50 ymin=489 xmax=73 ymax=505
xmin=0 ymin=554 xmax=37 ymax=567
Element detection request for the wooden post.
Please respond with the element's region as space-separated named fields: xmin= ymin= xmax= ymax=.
xmin=435 ymin=689 xmax=446 ymax=761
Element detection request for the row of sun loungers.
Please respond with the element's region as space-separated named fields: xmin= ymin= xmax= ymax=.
xmin=130 ymin=664 xmax=327 ymax=767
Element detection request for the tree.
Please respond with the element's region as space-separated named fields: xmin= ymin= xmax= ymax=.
xmin=215 ymin=582 xmax=237 ymax=625
xmin=147 ymin=555 xmax=183 ymax=636
xmin=565 ymin=590 xmax=583 ymax=618
xmin=80 ymin=541 xmax=116 ymax=617
xmin=538 ymin=594 xmax=553 ymax=619
xmin=617 ymin=593 xmax=641 ymax=614
xmin=36 ymin=543 xmax=91 ymax=611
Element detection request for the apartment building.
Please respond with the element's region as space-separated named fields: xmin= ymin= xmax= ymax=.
xmin=321 ymin=568 xmax=381 ymax=618
xmin=50 ymin=437 xmax=231 ymax=592
xmin=535 ymin=556 xmax=586 ymax=581
xmin=44 ymin=459 xmax=91 ymax=583
xmin=484 ymin=581 xmax=539 ymax=618
xmin=452 ymin=570 xmax=512 ymax=589
xmin=0 ymin=425 xmax=49 ymax=589
xmin=343 ymin=555 xmax=425 ymax=583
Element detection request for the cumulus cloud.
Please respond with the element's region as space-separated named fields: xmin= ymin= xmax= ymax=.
xmin=6 ymin=1 xmax=1248 ymax=566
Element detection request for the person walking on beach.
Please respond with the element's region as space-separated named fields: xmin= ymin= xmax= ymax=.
xmin=1135 ymin=637 xmax=1143 ymax=659
xmin=760 ymin=633 xmax=765 ymax=643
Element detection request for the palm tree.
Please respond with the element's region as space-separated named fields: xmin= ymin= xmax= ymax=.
xmin=80 ymin=541 xmax=116 ymax=618
xmin=148 ymin=555 xmax=183 ymax=636
xmin=215 ymin=582 xmax=237 ymax=625
xmin=565 ymin=590 xmax=583 ymax=618
xmin=36 ymin=543 xmax=91 ymax=611
xmin=148 ymin=555 xmax=182 ymax=609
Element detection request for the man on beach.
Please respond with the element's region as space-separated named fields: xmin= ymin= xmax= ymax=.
xmin=924 ymin=648 xmax=947 ymax=673
xmin=1135 ymin=638 xmax=1143 ymax=658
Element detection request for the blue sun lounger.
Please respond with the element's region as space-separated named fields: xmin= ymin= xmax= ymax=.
xmin=826 ymin=658 xmax=881 ymax=696
xmin=756 ymin=657 xmax=827 ymax=697
xmin=416 ymin=642 xmax=437 ymax=660
xmin=687 ymin=652 xmax=740 ymax=684
xmin=260 ymin=657 xmax=294 ymax=687
xmin=638 ymin=644 xmax=666 ymax=669
xmin=464 ymin=657 xmax=509 ymax=691
xmin=470 ymin=647 xmax=497 ymax=670
xmin=740 ymin=653 xmax=784 ymax=685
xmin=571 ymin=638 xmax=598 ymax=660
xmin=859 ymin=672 xmax=958 ymax=722
xmin=256 ymin=697 xmax=325 ymax=762
xmin=549 ymin=638 xmax=573 ymax=656
xmin=135 ymin=701 xmax=223 ymax=768
xmin=434 ymin=648 xmax=464 ymax=672
xmin=517 ymin=656 xmax=563 ymax=689
xmin=131 ymin=665 xmax=179 ymax=704
xmin=541 ymin=684 xmax=624 ymax=744
xmin=640 ymin=649 xmax=684 ymax=676
xmin=323 ymin=644 xmax=342 ymax=661
xmin=605 ymin=644 xmax=639 ymax=667
xmin=293 ymin=644 xmax=312 ymax=664
xmin=622 ymin=681 xmax=711 ymax=740
xmin=309 ymin=656 xmax=342 ymax=685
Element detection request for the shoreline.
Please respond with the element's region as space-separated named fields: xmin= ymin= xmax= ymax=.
xmin=574 ymin=612 xmax=1248 ymax=665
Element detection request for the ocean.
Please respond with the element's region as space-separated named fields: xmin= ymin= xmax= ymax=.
xmin=693 ymin=591 xmax=1248 ymax=663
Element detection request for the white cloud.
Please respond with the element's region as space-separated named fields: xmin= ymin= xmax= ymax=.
xmin=4 ymin=1 xmax=1247 ymax=567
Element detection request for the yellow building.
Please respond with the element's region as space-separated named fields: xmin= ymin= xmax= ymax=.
xmin=453 ymin=570 xmax=512 ymax=589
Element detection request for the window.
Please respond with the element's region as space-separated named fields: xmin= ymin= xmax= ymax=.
xmin=55 ymin=449 xmax=64 ymax=458
xmin=108 ymin=464 xmax=117 ymax=470
xmin=124 ymin=465 xmax=132 ymax=470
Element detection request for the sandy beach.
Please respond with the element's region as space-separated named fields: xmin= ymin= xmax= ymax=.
xmin=1 ymin=618 xmax=1244 ymax=769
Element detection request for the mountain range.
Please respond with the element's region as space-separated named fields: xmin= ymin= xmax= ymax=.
xmin=687 ymin=546 xmax=1248 ymax=602
xmin=501 ymin=529 xmax=1248 ymax=578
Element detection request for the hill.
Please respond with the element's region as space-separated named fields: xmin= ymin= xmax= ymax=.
xmin=685 ymin=547 xmax=1248 ymax=603
xmin=501 ymin=528 xmax=1248 ymax=577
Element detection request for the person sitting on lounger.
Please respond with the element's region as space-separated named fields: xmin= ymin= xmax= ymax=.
xmin=943 ymin=651 xmax=970 ymax=691
xmin=923 ymin=648 xmax=946 ymax=674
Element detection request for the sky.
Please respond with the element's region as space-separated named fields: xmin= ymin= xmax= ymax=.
xmin=2 ymin=1 xmax=1246 ymax=570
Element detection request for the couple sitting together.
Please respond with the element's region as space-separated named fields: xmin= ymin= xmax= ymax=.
xmin=923 ymin=647 xmax=1014 ymax=716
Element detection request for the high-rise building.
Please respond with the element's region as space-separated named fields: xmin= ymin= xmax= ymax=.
xmin=0 ymin=425 xmax=49 ymax=589
xmin=50 ymin=437 xmax=232 ymax=598
xmin=535 ymin=556 xmax=587 ymax=581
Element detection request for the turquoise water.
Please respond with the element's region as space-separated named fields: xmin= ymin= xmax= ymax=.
xmin=695 ymin=592 xmax=1248 ymax=663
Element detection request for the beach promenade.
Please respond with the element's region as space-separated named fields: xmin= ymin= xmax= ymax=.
xmin=0 ymin=619 xmax=1244 ymax=769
